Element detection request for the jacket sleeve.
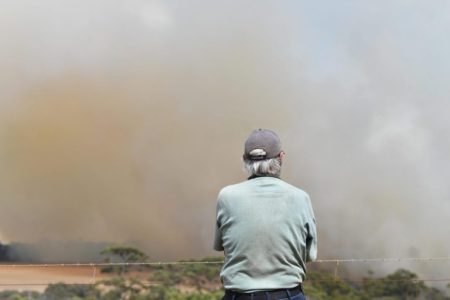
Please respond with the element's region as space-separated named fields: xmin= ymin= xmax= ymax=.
xmin=305 ymin=195 xmax=318 ymax=262
xmin=213 ymin=195 xmax=225 ymax=251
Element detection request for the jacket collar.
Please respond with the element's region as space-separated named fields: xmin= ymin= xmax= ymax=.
xmin=248 ymin=174 xmax=280 ymax=180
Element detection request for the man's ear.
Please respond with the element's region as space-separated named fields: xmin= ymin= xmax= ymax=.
xmin=279 ymin=151 xmax=285 ymax=162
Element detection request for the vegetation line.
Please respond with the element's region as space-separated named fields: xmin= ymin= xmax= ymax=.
xmin=1 ymin=256 xmax=450 ymax=268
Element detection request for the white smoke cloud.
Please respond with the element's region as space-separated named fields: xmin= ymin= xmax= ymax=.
xmin=0 ymin=2 xmax=449 ymax=285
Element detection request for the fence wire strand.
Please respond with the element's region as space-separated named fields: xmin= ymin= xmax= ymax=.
xmin=1 ymin=256 xmax=450 ymax=287
xmin=1 ymin=256 xmax=449 ymax=268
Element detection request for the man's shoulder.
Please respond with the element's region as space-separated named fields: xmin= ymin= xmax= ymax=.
xmin=218 ymin=178 xmax=310 ymax=200
xmin=217 ymin=181 xmax=248 ymax=199
xmin=278 ymin=180 xmax=310 ymax=199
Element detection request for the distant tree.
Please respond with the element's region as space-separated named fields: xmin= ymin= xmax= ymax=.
xmin=43 ymin=283 xmax=99 ymax=300
xmin=100 ymin=245 xmax=149 ymax=275
xmin=97 ymin=276 xmax=147 ymax=300
xmin=0 ymin=290 xmax=41 ymax=300
xmin=304 ymin=269 xmax=360 ymax=300
xmin=362 ymin=269 xmax=425 ymax=300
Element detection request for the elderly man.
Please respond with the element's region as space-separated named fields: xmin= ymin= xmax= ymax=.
xmin=214 ymin=129 xmax=317 ymax=300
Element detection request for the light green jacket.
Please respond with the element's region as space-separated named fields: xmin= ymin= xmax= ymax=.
xmin=214 ymin=176 xmax=317 ymax=292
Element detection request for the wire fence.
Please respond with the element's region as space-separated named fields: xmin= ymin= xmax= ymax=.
xmin=0 ymin=256 xmax=449 ymax=287
xmin=1 ymin=256 xmax=448 ymax=267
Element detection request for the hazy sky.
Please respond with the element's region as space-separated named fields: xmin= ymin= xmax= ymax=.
xmin=1 ymin=1 xmax=450 ymax=277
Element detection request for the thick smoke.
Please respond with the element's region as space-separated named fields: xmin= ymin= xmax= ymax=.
xmin=0 ymin=0 xmax=449 ymax=277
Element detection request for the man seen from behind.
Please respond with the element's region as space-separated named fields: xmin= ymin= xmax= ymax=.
xmin=214 ymin=129 xmax=317 ymax=300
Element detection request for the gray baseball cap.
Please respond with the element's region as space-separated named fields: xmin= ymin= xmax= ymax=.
xmin=244 ymin=129 xmax=282 ymax=160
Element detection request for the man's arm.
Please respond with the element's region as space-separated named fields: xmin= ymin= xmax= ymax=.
xmin=213 ymin=196 xmax=225 ymax=251
xmin=305 ymin=195 xmax=317 ymax=262
xmin=214 ymin=221 xmax=224 ymax=251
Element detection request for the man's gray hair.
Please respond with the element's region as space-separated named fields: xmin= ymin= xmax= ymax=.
xmin=243 ymin=157 xmax=282 ymax=177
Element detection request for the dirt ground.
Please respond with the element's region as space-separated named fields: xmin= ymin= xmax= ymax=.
xmin=0 ymin=265 xmax=111 ymax=292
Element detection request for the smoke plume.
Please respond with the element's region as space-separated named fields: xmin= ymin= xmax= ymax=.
xmin=1 ymin=0 xmax=449 ymax=279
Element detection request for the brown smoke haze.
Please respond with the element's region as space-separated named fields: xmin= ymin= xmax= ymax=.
xmin=1 ymin=0 xmax=450 ymax=277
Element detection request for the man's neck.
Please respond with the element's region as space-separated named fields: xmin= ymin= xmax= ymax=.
xmin=248 ymin=174 xmax=280 ymax=180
